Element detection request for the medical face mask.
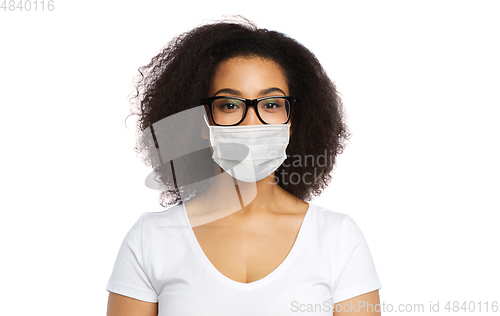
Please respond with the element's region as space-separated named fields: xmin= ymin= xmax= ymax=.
xmin=204 ymin=114 xmax=290 ymax=182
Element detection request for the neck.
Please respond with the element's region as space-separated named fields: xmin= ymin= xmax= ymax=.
xmin=184 ymin=167 xmax=294 ymax=226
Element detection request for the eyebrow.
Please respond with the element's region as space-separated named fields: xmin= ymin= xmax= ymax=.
xmin=213 ymin=87 xmax=287 ymax=97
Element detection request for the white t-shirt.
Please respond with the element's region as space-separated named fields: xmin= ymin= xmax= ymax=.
xmin=106 ymin=202 xmax=382 ymax=315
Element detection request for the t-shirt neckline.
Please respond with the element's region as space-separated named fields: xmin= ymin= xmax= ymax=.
xmin=181 ymin=202 xmax=314 ymax=289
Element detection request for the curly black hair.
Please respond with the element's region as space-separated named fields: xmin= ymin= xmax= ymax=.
xmin=126 ymin=16 xmax=350 ymax=207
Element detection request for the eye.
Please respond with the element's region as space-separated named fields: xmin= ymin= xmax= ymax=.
xmin=212 ymin=98 xmax=244 ymax=113
xmin=260 ymin=99 xmax=284 ymax=111
xmin=263 ymin=102 xmax=280 ymax=109
xmin=220 ymin=102 xmax=240 ymax=110
xmin=217 ymin=102 xmax=241 ymax=111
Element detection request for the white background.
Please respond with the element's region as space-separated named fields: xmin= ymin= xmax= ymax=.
xmin=1 ymin=0 xmax=499 ymax=315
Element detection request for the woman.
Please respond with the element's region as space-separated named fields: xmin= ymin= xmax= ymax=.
xmin=106 ymin=17 xmax=382 ymax=315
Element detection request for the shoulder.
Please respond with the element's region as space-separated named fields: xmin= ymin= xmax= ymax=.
xmin=120 ymin=203 xmax=188 ymax=258
xmin=120 ymin=203 xmax=188 ymax=245
xmin=309 ymin=203 xmax=352 ymax=230
xmin=307 ymin=203 xmax=367 ymax=245
xmin=137 ymin=203 xmax=187 ymax=228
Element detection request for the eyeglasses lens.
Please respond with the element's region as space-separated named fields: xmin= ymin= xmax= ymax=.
xmin=211 ymin=98 xmax=290 ymax=125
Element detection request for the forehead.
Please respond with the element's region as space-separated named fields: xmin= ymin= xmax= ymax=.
xmin=209 ymin=56 xmax=289 ymax=96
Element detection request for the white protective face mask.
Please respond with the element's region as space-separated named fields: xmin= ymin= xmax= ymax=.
xmin=204 ymin=114 xmax=290 ymax=182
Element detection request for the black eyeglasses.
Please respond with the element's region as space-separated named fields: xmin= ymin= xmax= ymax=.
xmin=202 ymin=96 xmax=295 ymax=126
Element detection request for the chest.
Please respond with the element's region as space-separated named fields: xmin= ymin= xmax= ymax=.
xmin=192 ymin=212 xmax=305 ymax=284
xmin=148 ymin=205 xmax=337 ymax=316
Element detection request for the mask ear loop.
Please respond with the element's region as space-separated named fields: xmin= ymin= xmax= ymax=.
xmin=203 ymin=113 xmax=210 ymax=127
xmin=204 ymin=113 xmax=215 ymax=149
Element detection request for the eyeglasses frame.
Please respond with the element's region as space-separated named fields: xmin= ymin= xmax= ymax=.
xmin=202 ymin=95 xmax=295 ymax=126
